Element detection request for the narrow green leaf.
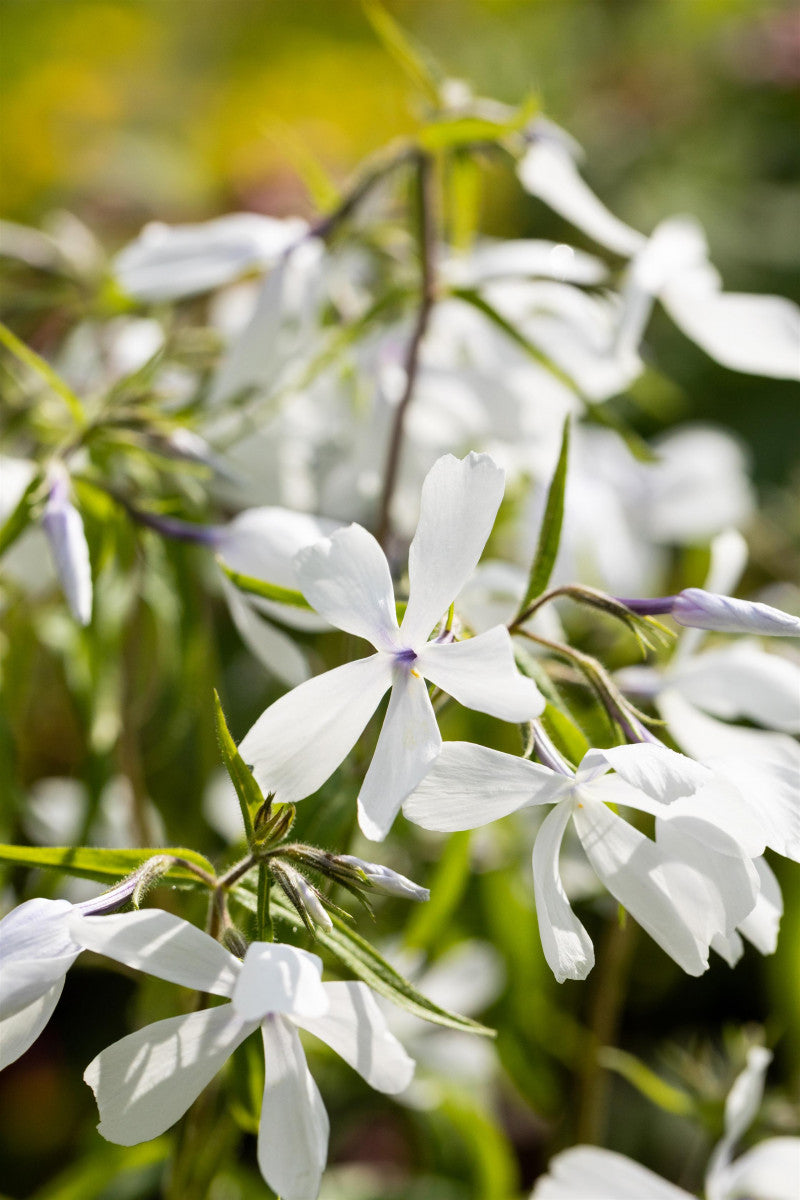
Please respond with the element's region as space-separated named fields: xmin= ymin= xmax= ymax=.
xmin=448 ymin=151 xmax=481 ymax=252
xmin=516 ymin=417 xmax=570 ymax=616
xmin=217 ymin=560 xmax=314 ymax=611
xmin=0 ymin=844 xmax=215 ymax=887
xmin=599 ymin=1047 xmax=695 ymax=1116
xmin=403 ymin=830 xmax=471 ymax=952
xmin=0 ymin=321 xmax=86 ymax=425
xmin=0 ymin=468 xmax=42 ymax=557
xmin=419 ymin=116 xmax=517 ymax=152
xmin=362 ymin=0 xmax=441 ymax=106
xmin=235 ymin=884 xmax=494 ymax=1036
xmin=540 ymin=702 xmax=589 ymax=768
xmin=451 ymin=287 xmax=577 ymax=391
xmin=213 ymin=690 xmax=262 ymax=842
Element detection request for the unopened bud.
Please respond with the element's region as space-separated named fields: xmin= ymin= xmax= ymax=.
xmin=41 ymin=465 xmax=92 ymax=625
xmin=255 ymin=801 xmax=295 ymax=848
xmin=271 ymin=862 xmax=333 ymax=932
xmin=335 ymin=855 xmax=430 ymax=902
xmin=221 ymin=926 xmax=249 ymax=958
xmin=672 ymin=588 xmax=800 ymax=637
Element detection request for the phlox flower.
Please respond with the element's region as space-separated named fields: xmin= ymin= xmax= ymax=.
xmin=0 ymin=876 xmax=140 ymax=1069
xmin=71 ymin=910 xmax=413 ymax=1200
xmin=239 ymin=452 xmax=544 ymax=841
xmin=531 ymin=1046 xmax=800 ymax=1200
xmin=403 ymin=741 xmax=760 ymax=982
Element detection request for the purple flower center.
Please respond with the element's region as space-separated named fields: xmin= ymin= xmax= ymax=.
xmin=395 ymin=647 xmax=418 ymax=665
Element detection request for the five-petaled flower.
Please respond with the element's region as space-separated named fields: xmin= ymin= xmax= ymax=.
xmin=71 ymin=910 xmax=413 ymax=1200
xmin=404 ymin=741 xmax=762 ymax=982
xmin=239 ymin=452 xmax=544 ymax=841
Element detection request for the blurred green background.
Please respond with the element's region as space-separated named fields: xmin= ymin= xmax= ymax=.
xmin=1 ymin=2 xmax=799 ymax=1197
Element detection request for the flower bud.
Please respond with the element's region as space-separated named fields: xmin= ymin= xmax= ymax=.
xmin=672 ymin=588 xmax=800 ymax=637
xmin=221 ymin=926 xmax=249 ymax=959
xmin=41 ymin=466 xmax=92 ymax=625
xmin=335 ymin=855 xmax=430 ymax=902
xmin=271 ymin=862 xmax=333 ymax=931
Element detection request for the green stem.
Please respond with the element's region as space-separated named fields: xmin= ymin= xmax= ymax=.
xmin=575 ymin=913 xmax=638 ymax=1144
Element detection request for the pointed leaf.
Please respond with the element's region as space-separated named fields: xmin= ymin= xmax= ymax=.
xmin=213 ymin=690 xmax=262 ymax=842
xmin=516 ymin=418 xmax=570 ymax=615
xmin=362 ymin=0 xmax=441 ymax=105
xmin=0 ymin=844 xmax=215 ymax=887
xmin=0 ymin=321 xmax=86 ymax=425
xmin=217 ymin=560 xmax=314 ymax=611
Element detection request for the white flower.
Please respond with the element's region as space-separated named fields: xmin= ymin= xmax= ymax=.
xmin=113 ymin=213 xmax=308 ymax=302
xmin=530 ymin=1047 xmax=800 ymax=1200
xmin=71 ymin=911 xmax=413 ymax=1200
xmin=41 ymin=463 xmax=92 ymax=626
xmin=403 ymin=741 xmax=759 ymax=982
xmin=239 ymin=453 xmax=544 ymax=841
xmin=0 ymin=878 xmax=140 ymax=1069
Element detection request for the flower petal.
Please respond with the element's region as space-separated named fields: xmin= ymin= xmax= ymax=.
xmin=239 ymin=654 xmax=393 ymax=803
xmin=417 ymin=626 xmax=544 ymax=722
xmin=706 ymin=1046 xmax=773 ymax=1192
xmin=533 ymin=801 xmax=594 ymax=983
xmin=400 ymin=453 xmax=505 ymax=648
xmin=517 ymin=138 xmax=645 ymax=257
xmin=258 ymin=1016 xmax=329 ymax=1200
xmin=69 ymin=910 xmax=240 ymax=998
xmin=114 ymin=213 xmax=307 ymax=302
xmin=0 ymin=980 xmax=64 ymax=1070
xmin=671 ymin=643 xmax=800 ymax=734
xmin=663 ymin=285 xmax=800 ymax=380
xmin=85 ymin=1005 xmax=253 ymax=1144
xmin=294 ymin=523 xmax=399 ymax=650
xmin=738 ymin=858 xmax=783 ymax=956
xmin=710 ymin=1138 xmax=800 ymax=1200
xmin=357 ymin=669 xmax=441 ymax=842
xmin=578 ymin=743 xmax=712 ymax=803
xmin=572 ymin=799 xmax=710 ymax=975
xmin=532 ymin=1146 xmax=693 ymax=1200
xmin=403 ymin=741 xmax=566 ymax=832
xmin=233 ymin=944 xmax=327 ymax=1022
xmin=0 ymin=898 xmax=78 ymax=1019
xmin=705 ymin=754 xmax=800 ymax=863
xmin=293 ymin=981 xmax=414 ymax=1094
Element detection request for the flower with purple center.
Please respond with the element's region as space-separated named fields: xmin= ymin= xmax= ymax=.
xmin=239 ymin=452 xmax=545 ymax=841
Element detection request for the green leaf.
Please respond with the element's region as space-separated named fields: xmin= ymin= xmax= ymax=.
xmin=213 ymin=689 xmax=262 ymax=842
xmin=362 ymin=0 xmax=441 ymax=106
xmin=235 ymin=884 xmax=494 ymax=1036
xmin=0 ymin=843 xmax=215 ymax=887
xmin=217 ymin=560 xmax=315 ymax=611
xmin=451 ymin=287 xmax=577 ymax=391
xmin=599 ymin=1047 xmax=696 ymax=1116
xmin=541 ymin=702 xmax=589 ymax=768
xmin=0 ymin=468 xmax=42 ymax=557
xmin=447 ymin=150 xmax=481 ymax=252
xmin=438 ymin=1092 xmax=520 ymax=1200
xmin=0 ymin=320 xmax=86 ymax=426
xmin=419 ymin=116 xmax=518 ymax=152
xmin=403 ymin=830 xmax=471 ymax=952
xmin=516 ymin=417 xmax=570 ymax=616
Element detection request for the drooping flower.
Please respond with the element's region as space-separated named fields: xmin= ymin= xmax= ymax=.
xmin=71 ymin=910 xmax=413 ymax=1200
xmin=404 ymin=741 xmax=760 ymax=981
xmin=530 ymin=1046 xmax=800 ymax=1200
xmin=239 ymin=452 xmax=544 ymax=841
